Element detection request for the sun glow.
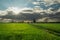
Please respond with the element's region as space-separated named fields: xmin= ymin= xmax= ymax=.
xmin=6 ymin=7 xmax=22 ymax=14
xmin=6 ymin=7 xmax=33 ymax=15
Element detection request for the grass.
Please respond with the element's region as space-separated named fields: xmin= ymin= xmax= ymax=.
xmin=31 ymin=23 xmax=60 ymax=33
xmin=0 ymin=23 xmax=60 ymax=40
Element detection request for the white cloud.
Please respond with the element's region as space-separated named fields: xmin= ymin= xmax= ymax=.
xmin=20 ymin=7 xmax=34 ymax=14
xmin=0 ymin=6 xmax=60 ymax=16
xmin=6 ymin=7 xmax=21 ymax=14
xmin=44 ymin=8 xmax=54 ymax=14
xmin=44 ymin=0 xmax=60 ymax=6
xmin=32 ymin=2 xmax=40 ymax=5
xmin=0 ymin=10 xmax=7 ymax=16
xmin=21 ymin=7 xmax=33 ymax=10
xmin=6 ymin=7 xmax=33 ymax=14
xmin=0 ymin=7 xmax=21 ymax=16
xmin=57 ymin=8 xmax=60 ymax=12
xmin=0 ymin=7 xmax=33 ymax=16
xmin=43 ymin=7 xmax=60 ymax=14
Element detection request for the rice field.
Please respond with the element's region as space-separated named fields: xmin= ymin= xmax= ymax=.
xmin=0 ymin=23 xmax=60 ymax=40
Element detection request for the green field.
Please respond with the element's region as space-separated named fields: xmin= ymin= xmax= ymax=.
xmin=0 ymin=23 xmax=60 ymax=40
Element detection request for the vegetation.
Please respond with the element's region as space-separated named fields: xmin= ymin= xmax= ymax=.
xmin=0 ymin=23 xmax=60 ymax=40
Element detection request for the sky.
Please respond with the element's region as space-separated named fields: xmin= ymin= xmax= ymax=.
xmin=0 ymin=0 xmax=60 ymax=22
xmin=0 ymin=0 xmax=60 ymax=10
xmin=0 ymin=0 xmax=31 ymax=10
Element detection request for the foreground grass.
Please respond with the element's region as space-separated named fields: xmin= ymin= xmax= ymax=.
xmin=0 ymin=23 xmax=60 ymax=40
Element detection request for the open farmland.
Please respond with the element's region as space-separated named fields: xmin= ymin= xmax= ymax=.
xmin=0 ymin=23 xmax=60 ymax=40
